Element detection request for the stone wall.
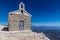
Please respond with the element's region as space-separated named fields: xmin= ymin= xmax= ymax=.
xmin=0 ymin=30 xmax=50 ymax=40
xmin=8 ymin=12 xmax=31 ymax=31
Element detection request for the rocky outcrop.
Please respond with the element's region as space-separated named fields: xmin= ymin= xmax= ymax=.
xmin=0 ymin=30 xmax=50 ymax=40
xmin=0 ymin=25 xmax=8 ymax=31
xmin=0 ymin=25 xmax=5 ymax=31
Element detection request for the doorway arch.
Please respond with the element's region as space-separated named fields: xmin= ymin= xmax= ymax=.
xmin=19 ymin=20 xmax=24 ymax=30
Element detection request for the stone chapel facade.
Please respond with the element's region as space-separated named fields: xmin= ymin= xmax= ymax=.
xmin=8 ymin=2 xmax=32 ymax=31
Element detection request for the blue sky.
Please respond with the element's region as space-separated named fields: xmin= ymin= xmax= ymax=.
xmin=0 ymin=0 xmax=60 ymax=26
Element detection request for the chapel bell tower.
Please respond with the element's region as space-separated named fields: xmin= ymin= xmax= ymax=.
xmin=19 ymin=2 xmax=25 ymax=11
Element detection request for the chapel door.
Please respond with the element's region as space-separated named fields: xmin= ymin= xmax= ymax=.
xmin=19 ymin=20 xmax=24 ymax=30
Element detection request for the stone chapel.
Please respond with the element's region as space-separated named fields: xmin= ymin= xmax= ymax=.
xmin=8 ymin=2 xmax=32 ymax=31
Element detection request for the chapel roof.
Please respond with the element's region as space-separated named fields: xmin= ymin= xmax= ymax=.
xmin=9 ymin=10 xmax=32 ymax=17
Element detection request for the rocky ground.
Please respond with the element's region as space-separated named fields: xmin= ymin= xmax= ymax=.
xmin=0 ymin=30 xmax=50 ymax=40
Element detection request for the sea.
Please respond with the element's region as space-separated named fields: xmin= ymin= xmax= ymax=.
xmin=31 ymin=26 xmax=60 ymax=40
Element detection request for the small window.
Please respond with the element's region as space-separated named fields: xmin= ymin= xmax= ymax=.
xmin=21 ymin=10 xmax=23 ymax=13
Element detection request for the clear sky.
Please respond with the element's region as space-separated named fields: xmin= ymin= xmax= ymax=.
xmin=0 ymin=0 xmax=60 ymax=26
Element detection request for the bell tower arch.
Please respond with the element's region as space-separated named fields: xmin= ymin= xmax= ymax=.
xmin=19 ymin=2 xmax=25 ymax=11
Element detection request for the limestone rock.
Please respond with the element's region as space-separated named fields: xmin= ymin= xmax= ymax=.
xmin=0 ymin=30 xmax=50 ymax=40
